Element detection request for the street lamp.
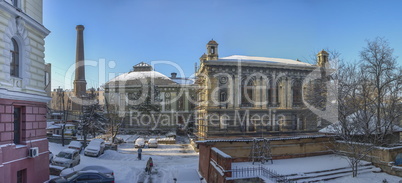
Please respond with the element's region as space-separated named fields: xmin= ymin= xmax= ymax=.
xmin=173 ymin=178 xmax=177 ymax=183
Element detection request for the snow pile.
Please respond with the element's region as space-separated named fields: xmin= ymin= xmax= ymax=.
xmin=211 ymin=147 xmax=231 ymax=158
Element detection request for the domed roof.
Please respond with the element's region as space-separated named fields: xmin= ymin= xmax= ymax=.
xmin=207 ymin=39 xmax=218 ymax=45
xmin=106 ymin=70 xmax=177 ymax=86
xmin=200 ymin=53 xmax=207 ymax=58
xmin=317 ymin=49 xmax=329 ymax=55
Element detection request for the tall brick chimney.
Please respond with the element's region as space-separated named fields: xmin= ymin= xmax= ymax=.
xmin=73 ymin=25 xmax=87 ymax=97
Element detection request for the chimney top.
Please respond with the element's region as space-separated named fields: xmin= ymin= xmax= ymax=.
xmin=76 ymin=25 xmax=85 ymax=30
xmin=171 ymin=72 xmax=177 ymax=79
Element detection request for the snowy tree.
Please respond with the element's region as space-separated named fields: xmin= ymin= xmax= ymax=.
xmin=81 ymin=102 xmax=107 ymax=146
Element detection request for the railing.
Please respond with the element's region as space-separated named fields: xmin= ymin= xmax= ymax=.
xmin=230 ymin=165 xmax=293 ymax=183
xmin=240 ymin=103 xmax=254 ymax=107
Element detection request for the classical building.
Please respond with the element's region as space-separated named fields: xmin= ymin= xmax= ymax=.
xmin=195 ymin=40 xmax=329 ymax=139
xmin=104 ymin=62 xmax=196 ymax=133
xmin=0 ymin=0 xmax=51 ymax=182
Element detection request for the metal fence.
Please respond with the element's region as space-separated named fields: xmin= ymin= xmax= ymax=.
xmin=230 ymin=165 xmax=293 ymax=183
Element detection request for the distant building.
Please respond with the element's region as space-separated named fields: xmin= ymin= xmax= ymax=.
xmin=49 ymin=88 xmax=105 ymax=121
xmin=104 ymin=62 xmax=196 ymax=133
xmin=195 ymin=40 xmax=330 ymax=139
xmin=0 ymin=0 xmax=51 ymax=182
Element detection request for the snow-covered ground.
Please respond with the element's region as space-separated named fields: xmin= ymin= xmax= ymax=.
xmin=234 ymin=154 xmax=402 ymax=183
xmin=49 ymin=136 xmax=402 ymax=183
xmin=49 ymin=135 xmax=201 ymax=183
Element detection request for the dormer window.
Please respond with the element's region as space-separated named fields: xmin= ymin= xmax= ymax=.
xmin=10 ymin=38 xmax=20 ymax=77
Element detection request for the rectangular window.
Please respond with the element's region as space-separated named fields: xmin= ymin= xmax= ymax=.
xmin=17 ymin=169 xmax=26 ymax=183
xmin=45 ymin=72 xmax=50 ymax=86
xmin=14 ymin=107 xmax=21 ymax=144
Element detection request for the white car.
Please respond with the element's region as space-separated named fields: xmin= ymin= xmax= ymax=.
xmin=52 ymin=149 xmax=80 ymax=168
xmin=135 ymin=138 xmax=145 ymax=148
xmin=148 ymin=138 xmax=158 ymax=148
xmin=84 ymin=139 xmax=105 ymax=157
xmin=67 ymin=141 xmax=83 ymax=153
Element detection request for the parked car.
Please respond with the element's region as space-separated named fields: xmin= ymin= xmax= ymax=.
xmin=84 ymin=139 xmax=105 ymax=157
xmin=49 ymin=151 xmax=54 ymax=163
xmin=52 ymin=149 xmax=80 ymax=168
xmin=60 ymin=165 xmax=114 ymax=177
xmin=92 ymin=138 xmax=106 ymax=150
xmin=49 ymin=170 xmax=114 ymax=183
xmin=148 ymin=138 xmax=158 ymax=148
xmin=135 ymin=138 xmax=145 ymax=148
xmin=67 ymin=141 xmax=83 ymax=153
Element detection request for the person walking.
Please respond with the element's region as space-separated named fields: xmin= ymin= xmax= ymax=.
xmin=146 ymin=157 xmax=153 ymax=175
xmin=137 ymin=147 xmax=142 ymax=160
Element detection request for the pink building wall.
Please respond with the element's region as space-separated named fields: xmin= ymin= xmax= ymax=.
xmin=0 ymin=98 xmax=49 ymax=183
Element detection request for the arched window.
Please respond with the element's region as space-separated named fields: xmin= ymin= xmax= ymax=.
xmin=241 ymin=78 xmax=255 ymax=106
xmin=219 ymin=91 xmax=227 ymax=102
xmin=276 ymin=81 xmax=280 ymax=106
xmin=10 ymin=38 xmax=20 ymax=77
xmin=267 ymin=79 xmax=273 ymax=105
xmin=293 ymin=80 xmax=302 ymax=106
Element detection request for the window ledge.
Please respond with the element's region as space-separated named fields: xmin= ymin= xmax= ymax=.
xmin=15 ymin=144 xmax=27 ymax=148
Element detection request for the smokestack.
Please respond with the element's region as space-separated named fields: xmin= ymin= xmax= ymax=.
xmin=73 ymin=25 xmax=87 ymax=97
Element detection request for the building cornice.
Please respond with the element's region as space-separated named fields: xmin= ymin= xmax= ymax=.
xmin=0 ymin=1 xmax=50 ymax=36
xmin=204 ymin=60 xmax=317 ymax=71
xmin=0 ymin=88 xmax=51 ymax=103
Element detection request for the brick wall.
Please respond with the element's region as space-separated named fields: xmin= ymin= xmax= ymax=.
xmin=0 ymin=98 xmax=47 ymax=145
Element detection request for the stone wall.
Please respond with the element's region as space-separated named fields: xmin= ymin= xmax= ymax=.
xmin=198 ymin=136 xmax=332 ymax=181
xmin=198 ymin=136 xmax=331 ymax=162
xmin=336 ymin=141 xmax=402 ymax=177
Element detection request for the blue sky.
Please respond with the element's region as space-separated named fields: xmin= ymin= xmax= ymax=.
xmin=43 ymin=0 xmax=402 ymax=90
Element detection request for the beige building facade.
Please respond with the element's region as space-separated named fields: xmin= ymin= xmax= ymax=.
xmin=195 ymin=40 xmax=329 ymax=139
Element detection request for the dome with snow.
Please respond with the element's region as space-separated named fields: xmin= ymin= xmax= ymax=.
xmin=105 ymin=62 xmax=177 ymax=86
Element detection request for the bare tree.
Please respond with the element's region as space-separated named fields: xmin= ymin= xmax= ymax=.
xmin=359 ymin=37 xmax=402 ymax=145
xmin=81 ymin=102 xmax=107 ymax=146
xmin=104 ymin=92 xmax=126 ymax=144
xmin=322 ymin=37 xmax=402 ymax=177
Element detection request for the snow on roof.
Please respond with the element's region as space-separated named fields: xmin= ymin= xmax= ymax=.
xmin=106 ymin=70 xmax=177 ymax=86
xmin=211 ymin=147 xmax=232 ymax=158
xmin=196 ymin=135 xmax=330 ymax=143
xmin=216 ymin=55 xmax=313 ymax=67
xmin=47 ymin=124 xmax=61 ymax=129
xmin=171 ymin=78 xmax=195 ymax=85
